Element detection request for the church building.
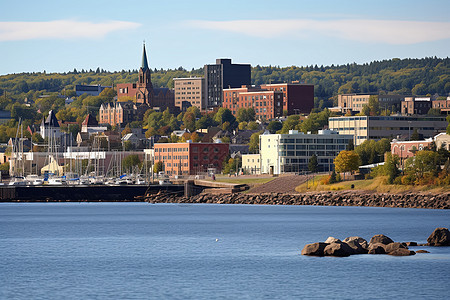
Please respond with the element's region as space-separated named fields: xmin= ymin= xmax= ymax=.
xmin=116 ymin=44 xmax=174 ymax=112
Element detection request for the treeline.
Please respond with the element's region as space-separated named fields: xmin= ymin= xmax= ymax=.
xmin=1 ymin=57 xmax=448 ymax=107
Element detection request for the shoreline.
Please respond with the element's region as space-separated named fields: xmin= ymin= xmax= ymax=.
xmin=2 ymin=188 xmax=449 ymax=209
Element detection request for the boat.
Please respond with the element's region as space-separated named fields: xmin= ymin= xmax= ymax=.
xmin=26 ymin=175 xmax=44 ymax=186
xmin=47 ymin=177 xmax=66 ymax=185
xmin=9 ymin=176 xmax=28 ymax=186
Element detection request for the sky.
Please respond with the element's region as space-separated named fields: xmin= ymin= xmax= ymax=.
xmin=1 ymin=0 xmax=449 ymax=75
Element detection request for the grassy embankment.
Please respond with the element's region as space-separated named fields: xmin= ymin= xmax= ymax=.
xmin=295 ymin=175 xmax=450 ymax=194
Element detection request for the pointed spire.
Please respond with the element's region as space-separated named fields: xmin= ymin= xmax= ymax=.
xmin=141 ymin=42 xmax=149 ymax=71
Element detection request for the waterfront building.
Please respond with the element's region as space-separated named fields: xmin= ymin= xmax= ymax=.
xmin=153 ymin=142 xmax=229 ymax=176
xmin=260 ymin=83 xmax=314 ymax=115
xmin=205 ymin=58 xmax=251 ymax=109
xmin=328 ymin=115 xmax=448 ymax=145
xmin=75 ymin=84 xmax=111 ymax=97
xmin=337 ymin=94 xmax=404 ymax=114
xmin=242 ymin=153 xmax=261 ymax=175
xmin=173 ymin=77 xmax=206 ymax=111
xmin=401 ymin=96 xmax=432 ymax=115
xmin=81 ymin=114 xmax=107 ymax=135
xmin=223 ymin=86 xmax=283 ymax=120
xmin=259 ymin=130 xmax=353 ymax=174
xmin=116 ymin=43 xmax=174 ymax=112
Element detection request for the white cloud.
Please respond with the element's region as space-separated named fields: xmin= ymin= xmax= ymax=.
xmin=187 ymin=19 xmax=450 ymax=45
xmin=0 ymin=20 xmax=141 ymax=41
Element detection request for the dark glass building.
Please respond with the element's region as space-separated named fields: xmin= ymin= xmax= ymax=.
xmin=204 ymin=59 xmax=251 ymax=109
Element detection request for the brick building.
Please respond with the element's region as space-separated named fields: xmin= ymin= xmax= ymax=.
xmin=260 ymin=83 xmax=314 ymax=115
xmin=99 ymin=101 xmax=142 ymax=126
xmin=153 ymin=142 xmax=229 ymax=176
xmin=173 ymin=77 xmax=206 ymax=111
xmin=401 ymin=97 xmax=432 ymax=115
xmin=116 ymin=43 xmax=174 ymax=112
xmin=337 ymin=94 xmax=404 ymax=114
xmin=223 ymin=86 xmax=283 ymax=120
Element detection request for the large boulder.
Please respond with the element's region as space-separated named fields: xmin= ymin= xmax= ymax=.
xmin=345 ymin=239 xmax=369 ymax=254
xmin=369 ymin=234 xmax=394 ymax=245
xmin=324 ymin=242 xmax=354 ymax=257
xmin=388 ymin=248 xmax=415 ymax=256
xmin=427 ymin=227 xmax=450 ymax=246
xmin=301 ymin=242 xmax=328 ymax=256
xmin=368 ymin=243 xmax=386 ymax=254
xmin=325 ymin=237 xmax=341 ymax=244
xmin=343 ymin=236 xmax=369 ymax=249
xmin=384 ymin=242 xmax=407 ymax=254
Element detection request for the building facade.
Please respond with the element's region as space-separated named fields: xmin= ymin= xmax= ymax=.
xmin=99 ymin=102 xmax=139 ymax=126
xmin=259 ymin=130 xmax=353 ymax=175
xmin=116 ymin=44 xmax=174 ymax=112
xmin=154 ymin=142 xmax=229 ymax=176
xmin=401 ymin=97 xmax=432 ymax=115
xmin=75 ymin=84 xmax=111 ymax=97
xmin=260 ymin=83 xmax=314 ymax=115
xmin=391 ymin=139 xmax=433 ymax=160
xmin=223 ymin=87 xmax=284 ymax=120
xmin=329 ymin=115 xmax=448 ymax=145
xmin=173 ymin=77 xmax=206 ymax=111
xmin=337 ymin=94 xmax=404 ymax=114
xmin=204 ymin=59 xmax=251 ymax=109
xmin=242 ymin=153 xmax=261 ymax=175
xmin=432 ymin=98 xmax=450 ymax=114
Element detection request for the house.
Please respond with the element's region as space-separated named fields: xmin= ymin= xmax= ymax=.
xmin=242 ymin=153 xmax=261 ymax=175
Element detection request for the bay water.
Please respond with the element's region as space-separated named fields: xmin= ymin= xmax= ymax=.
xmin=1 ymin=203 xmax=449 ymax=299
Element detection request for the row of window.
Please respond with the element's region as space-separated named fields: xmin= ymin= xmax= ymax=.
xmin=280 ymin=144 xmax=344 ymax=150
xmin=280 ymin=150 xmax=342 ymax=157
xmin=155 ymin=148 xmax=188 ymax=152
xmin=279 ymin=138 xmax=350 ymax=144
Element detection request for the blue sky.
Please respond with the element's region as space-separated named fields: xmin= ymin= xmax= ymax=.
xmin=1 ymin=0 xmax=449 ymax=75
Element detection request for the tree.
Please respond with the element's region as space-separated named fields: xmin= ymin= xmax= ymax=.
xmin=346 ymin=139 xmax=355 ymax=151
xmin=214 ymin=107 xmax=235 ymax=126
xmin=122 ymin=154 xmax=141 ymax=172
xmin=404 ymin=150 xmax=438 ymax=179
xmin=411 ymin=128 xmax=420 ymax=141
xmin=190 ymin=132 xmax=201 ymax=142
xmin=329 ymin=170 xmax=338 ymax=184
xmin=267 ymin=120 xmax=282 ymax=133
xmin=334 ymin=150 xmax=360 ymax=176
xmin=182 ymin=111 xmax=196 ymax=132
xmin=238 ymin=121 xmax=248 ymax=130
xmin=153 ymin=161 xmax=164 ymax=174
xmin=236 ymin=107 xmax=255 ymax=123
xmin=308 ymin=154 xmax=318 ymax=173
xmin=247 ymin=121 xmax=259 ymax=130
xmin=248 ymin=131 xmax=262 ymax=153
xmin=384 ymin=152 xmax=400 ymax=184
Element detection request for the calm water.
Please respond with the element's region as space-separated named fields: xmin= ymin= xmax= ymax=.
xmin=1 ymin=203 xmax=449 ymax=300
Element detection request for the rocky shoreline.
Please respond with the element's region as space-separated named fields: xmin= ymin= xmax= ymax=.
xmin=146 ymin=190 xmax=450 ymax=209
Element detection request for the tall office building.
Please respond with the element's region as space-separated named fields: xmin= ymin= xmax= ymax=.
xmin=204 ymin=59 xmax=251 ymax=109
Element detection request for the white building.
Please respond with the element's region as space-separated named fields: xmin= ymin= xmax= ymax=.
xmin=259 ymin=130 xmax=353 ymax=175
xmin=242 ymin=153 xmax=261 ymax=175
xmin=329 ymin=115 xmax=447 ymax=146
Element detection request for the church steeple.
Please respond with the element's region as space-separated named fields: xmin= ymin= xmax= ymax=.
xmin=141 ymin=42 xmax=149 ymax=72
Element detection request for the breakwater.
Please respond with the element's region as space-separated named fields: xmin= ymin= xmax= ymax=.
xmin=147 ymin=190 xmax=450 ymax=209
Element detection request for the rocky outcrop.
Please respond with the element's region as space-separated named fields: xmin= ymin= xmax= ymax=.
xmin=388 ymin=248 xmax=415 ymax=256
xmin=324 ymin=242 xmax=354 ymax=257
xmin=369 ymin=234 xmax=394 ymax=245
xmin=301 ymin=242 xmax=328 ymax=256
xmin=325 ymin=237 xmax=342 ymax=244
xmin=146 ymin=190 xmax=450 ymax=209
xmin=367 ymin=243 xmax=386 ymax=254
xmin=427 ymin=227 xmax=450 ymax=246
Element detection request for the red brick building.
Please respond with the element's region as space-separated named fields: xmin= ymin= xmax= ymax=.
xmin=116 ymin=43 xmax=174 ymax=112
xmin=223 ymin=86 xmax=283 ymax=120
xmin=154 ymin=142 xmax=229 ymax=175
xmin=260 ymin=83 xmax=314 ymax=115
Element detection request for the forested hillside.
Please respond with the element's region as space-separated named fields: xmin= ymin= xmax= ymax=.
xmin=1 ymin=57 xmax=448 ymax=108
